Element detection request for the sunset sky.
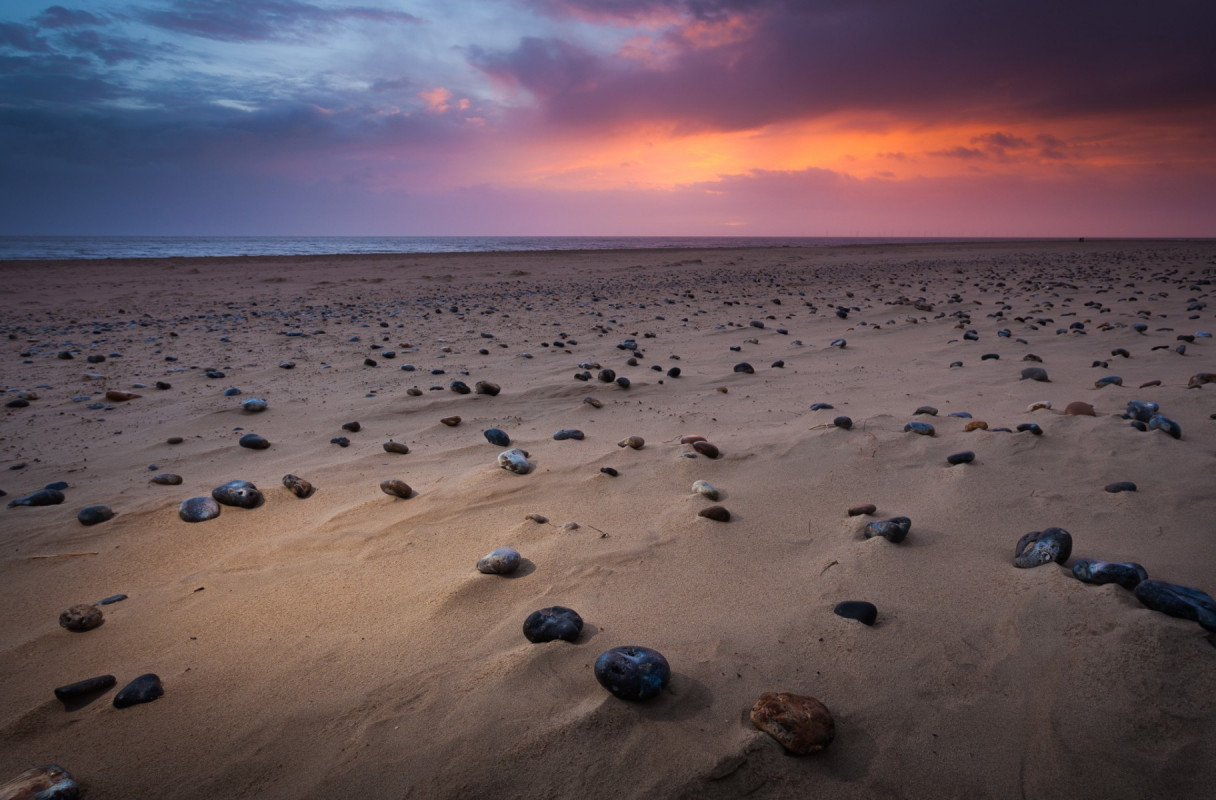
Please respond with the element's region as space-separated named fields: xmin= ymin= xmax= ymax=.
xmin=2 ymin=0 xmax=1213 ymax=237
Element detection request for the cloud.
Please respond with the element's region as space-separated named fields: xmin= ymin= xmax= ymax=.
xmin=35 ymin=6 xmax=112 ymax=28
xmin=140 ymin=0 xmax=420 ymax=43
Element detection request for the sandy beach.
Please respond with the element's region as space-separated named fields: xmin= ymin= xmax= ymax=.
xmin=1 ymin=240 xmax=1214 ymax=799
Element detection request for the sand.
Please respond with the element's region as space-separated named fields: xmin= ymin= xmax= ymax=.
xmin=1 ymin=240 xmax=1214 ymax=799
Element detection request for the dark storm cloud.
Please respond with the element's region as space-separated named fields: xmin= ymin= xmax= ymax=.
xmin=0 ymin=21 xmax=52 ymax=52
xmin=139 ymin=0 xmax=419 ymax=42
xmin=492 ymin=1 xmax=1216 ymax=131
xmin=35 ymin=5 xmax=112 ymax=28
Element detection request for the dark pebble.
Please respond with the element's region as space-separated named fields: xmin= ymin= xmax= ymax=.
xmin=733 ymin=362 xmax=755 ymax=374
xmin=179 ymin=496 xmax=221 ymax=522
xmin=474 ymin=381 xmax=501 ymax=396
xmin=553 ymin=429 xmax=585 ymax=440
xmin=1020 ymin=367 xmax=1050 ymax=382
xmin=523 ymin=606 xmax=583 ymax=643
xmin=330 ymin=436 xmax=350 ymax=447
xmin=380 ymin=479 xmax=413 ymax=498
xmin=363 ymin=358 xmax=378 ymax=367
xmin=666 ymin=367 xmax=681 ymax=378
xmin=1105 ymin=481 xmax=1137 ymax=493
xmin=113 ymin=673 xmax=164 ymax=708
xmin=55 ymin=674 xmax=117 ymax=705
xmin=1148 ymin=414 xmax=1181 ymax=439
xmin=904 ymin=421 xmax=935 ymax=435
xmin=598 ymin=369 xmax=616 ymax=383
xmin=97 ymin=594 xmax=127 ymax=605
xmin=238 ymin=433 xmax=270 ymax=450
xmin=914 ymin=406 xmax=938 ymax=416
xmin=1071 ymin=559 xmax=1147 ymax=589
xmin=450 ymin=380 xmax=471 ymax=394
xmin=594 ymin=646 xmax=671 ymax=701
xmin=484 ymin=428 xmax=511 ymax=446
xmin=946 ymin=451 xmax=975 ymax=465
xmin=150 ymin=473 xmax=183 ymax=485
xmin=864 ymin=516 xmax=911 ymax=543
xmin=600 ymin=467 xmax=619 ymax=476
xmin=847 ymin=504 xmax=876 ymax=516
xmin=833 ymin=416 xmax=853 ymax=430
xmin=1013 ymin=527 xmax=1072 ymax=568
xmin=1016 ymin=423 xmax=1043 ymax=435
xmin=222 ymin=387 xmax=241 ymax=397
xmin=211 ymin=480 xmax=263 ymax=509
xmin=833 ymin=600 xmax=878 ymax=626
xmin=615 ymin=376 xmax=631 ymax=389
xmin=1094 ymin=375 xmax=1123 ymax=388
xmin=166 ymin=436 xmax=184 ymax=444
xmin=1133 ymin=580 xmax=1216 ymax=631
xmin=981 ymin=353 xmax=1000 ymax=361
xmin=810 ymin=403 xmax=834 ymax=411
xmin=771 ymin=360 xmax=785 ymax=368
xmin=282 ymin=474 xmax=316 ymax=499
xmin=77 ymin=505 xmax=115 ymax=526
xmin=692 ymin=441 xmax=720 ymax=458
xmin=698 ymin=505 xmax=731 ymax=522
xmin=342 ymin=421 xmax=361 ymax=432
xmin=7 ymin=489 xmax=65 ymax=509
xmin=45 ymin=481 xmax=69 ymax=491
xmin=383 ymin=441 xmax=410 ymax=454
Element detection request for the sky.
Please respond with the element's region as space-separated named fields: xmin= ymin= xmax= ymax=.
xmin=1 ymin=0 xmax=1214 ymax=237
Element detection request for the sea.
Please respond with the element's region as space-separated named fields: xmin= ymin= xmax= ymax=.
xmin=0 ymin=235 xmax=999 ymax=261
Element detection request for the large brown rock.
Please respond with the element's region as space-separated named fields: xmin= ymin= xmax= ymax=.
xmin=750 ymin=691 xmax=835 ymax=755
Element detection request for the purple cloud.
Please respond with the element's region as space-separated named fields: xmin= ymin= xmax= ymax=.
xmin=141 ymin=0 xmax=420 ymax=42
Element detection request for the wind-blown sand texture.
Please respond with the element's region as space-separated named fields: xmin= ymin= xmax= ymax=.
xmin=2 ymin=241 xmax=1214 ymax=799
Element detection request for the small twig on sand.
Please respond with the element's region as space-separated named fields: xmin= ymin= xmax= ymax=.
xmin=28 ymin=552 xmax=99 ymax=559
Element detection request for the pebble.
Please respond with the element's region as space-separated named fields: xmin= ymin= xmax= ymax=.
xmin=475 ymin=381 xmax=501 ymax=395
xmin=833 ymin=600 xmax=878 ymax=626
xmin=484 ymin=428 xmax=511 ymax=446
xmin=864 ymin=516 xmax=911 ymax=543
xmin=166 ymin=436 xmax=184 ymax=444
xmin=379 ymin=479 xmax=413 ymax=499
xmin=733 ymin=362 xmax=754 ymax=374
xmin=476 ymin=547 xmax=521 ymax=575
xmin=1186 ymin=372 xmax=1216 ymax=388
xmin=833 ymin=416 xmax=853 ymax=430
xmin=914 ymin=406 xmax=938 ymax=416
xmin=0 ymin=765 xmax=79 ymax=799
xmin=498 ymin=448 xmax=532 ymax=474
xmin=6 ymin=489 xmax=65 ymax=509
xmin=946 ymin=451 xmax=975 ymax=465
xmin=212 ymin=480 xmax=263 ymax=508
xmin=1094 ymin=375 xmax=1123 ymax=388
xmin=810 ymin=403 xmax=834 ymax=410
xmin=981 ymin=353 xmax=1000 ymax=361
xmin=964 ymin=420 xmax=989 ymax=431
xmin=241 ymin=398 xmax=267 ymax=412
xmin=150 ymin=473 xmax=183 ymax=485
xmin=847 ymin=504 xmax=876 ymax=516
xmin=342 ymin=421 xmax=361 ymax=432
xmin=680 ymin=435 xmax=707 ymax=444
xmin=440 ymin=416 xmax=461 ymax=426
xmin=698 ymin=505 xmax=731 ymax=522
xmin=449 ymin=380 xmax=471 ymax=394
xmin=617 ymin=436 xmax=644 ymax=449
xmin=1013 ymin=527 xmax=1072 ymax=568
xmin=525 ymin=513 xmax=548 ymax=523
xmin=522 ymin=606 xmax=583 ymax=643
xmin=54 ymin=674 xmax=117 ymax=705
xmin=903 ymin=421 xmax=935 ymax=436
xmin=1064 ymin=401 xmax=1095 ymax=416
xmin=97 ymin=594 xmax=127 ymax=605
xmin=830 ymin=338 xmax=846 ymax=348
xmin=406 ymin=388 xmax=423 ymax=396
xmin=282 ymin=474 xmax=316 ymax=499
xmin=1020 ymin=367 xmax=1050 ymax=382
xmin=616 ymin=377 xmax=631 ymax=389
xmin=1104 ymin=481 xmax=1137 ymax=493
xmin=600 ymin=467 xmax=619 ymax=476
xmin=594 ymin=645 xmax=670 ymax=701
xmin=771 ymin=360 xmax=784 ymax=368
xmin=77 ymin=505 xmax=115 ymax=526
xmin=104 ymin=390 xmax=140 ymax=401
xmin=238 ymin=433 xmax=270 ymax=450
xmin=45 ymin=481 xmax=69 ymax=491
xmin=583 ymin=396 xmax=603 ymax=408
xmin=598 ymin=369 xmax=616 ymax=383
xmin=330 ymin=436 xmax=350 ymax=447
xmin=1071 ymin=559 xmax=1148 ymax=589
xmin=749 ymin=691 xmax=835 ymax=755
xmin=59 ymin=604 xmax=103 ymax=633
xmin=691 ymin=480 xmax=720 ymax=501
xmin=1124 ymin=400 xmax=1158 ymax=422
xmin=1133 ymin=580 xmax=1216 ymax=631
xmin=383 ymin=441 xmax=410 ymax=454
xmin=1148 ymin=414 xmax=1181 ymax=439
xmin=692 ymin=441 xmax=720 ymax=458
xmin=1016 ymin=423 xmax=1043 ymax=435
xmin=553 ymin=429 xmax=585 ymax=440
xmin=179 ymin=496 xmax=221 ymax=522
xmin=113 ymin=673 xmax=164 ymax=708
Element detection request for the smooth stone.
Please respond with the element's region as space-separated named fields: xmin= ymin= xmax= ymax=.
xmin=691 ymin=480 xmax=719 ymax=501
xmin=600 ymin=467 xmax=619 ymax=476
xmin=830 ymin=338 xmax=846 ymax=348
xmin=964 ymin=420 xmax=989 ymax=431
xmin=484 ymin=428 xmax=511 ymax=446
xmin=810 ymin=403 xmax=834 ymax=410
xmin=1133 ymin=580 xmax=1216 ymax=631
xmin=750 ymin=692 xmax=835 ymax=755
xmin=680 ymin=434 xmax=707 ymax=444
xmin=1148 ymin=414 xmax=1181 ymax=439
xmin=44 ymin=481 xmax=69 ymax=491
xmin=597 ymin=369 xmax=616 ymax=383
xmin=179 ymin=496 xmax=221 ymax=522
xmin=949 ymin=361 xmax=963 ymax=368
xmin=166 ymin=436 xmax=183 ymax=444
xmin=1105 ymin=481 xmax=1137 ymax=493
xmin=1064 ymin=401 xmax=1096 ymax=416
xmin=406 ymin=388 xmax=423 ymax=396
xmin=666 ymin=367 xmax=681 ymax=378
xmin=698 ymin=505 xmax=730 ymax=522
xmin=330 ymin=436 xmax=350 ymax=447
xmin=1124 ymin=400 xmax=1158 ymax=422
xmin=76 ymin=505 xmax=115 ymax=526
xmin=6 ymin=489 xmax=65 ymax=509
xmin=241 ymin=398 xmax=267 ymax=412
xmin=342 ymin=421 xmax=361 ymax=432
xmin=914 ymin=406 xmax=938 ymax=416
xmin=525 ymin=513 xmax=548 ymax=524
xmin=618 ymin=436 xmax=645 ymax=449
xmin=522 ymin=606 xmax=583 ymax=643
xmin=594 ymin=646 xmax=670 ymax=701
xmin=833 ymin=416 xmax=853 ymax=430
xmin=150 ymin=473 xmax=183 ymax=485
xmin=474 ymin=381 xmax=501 ymax=395
xmin=282 ymin=474 xmax=316 ymax=499
xmin=904 ymin=421 xmax=935 ymax=436
xmin=383 ymin=441 xmax=410 ymax=454
xmin=1016 ymin=423 xmax=1043 ymax=435
xmin=379 ymin=479 xmax=412 ymax=499
xmin=238 ymin=433 xmax=270 ymax=450
xmin=833 ymin=600 xmax=878 ymax=626
xmin=949 ymin=411 xmax=972 ymax=418
xmin=864 ymin=516 xmax=911 ymax=543
xmin=1020 ymin=367 xmax=1050 ymax=382
xmin=440 ymin=416 xmax=461 ymax=426
xmin=58 ymin=604 xmax=103 ymax=633
xmin=616 ymin=376 xmax=631 ymax=389
xmin=476 ymin=547 xmax=521 ymax=575
xmin=97 ymin=594 xmax=127 ymax=605
xmin=104 ymin=390 xmax=140 ymax=401
xmin=113 ymin=673 xmax=163 ymax=708
xmin=0 ymin=765 xmax=79 ymax=800
xmin=1013 ymin=527 xmax=1072 ymax=568
xmin=449 ymin=380 xmax=471 ymax=394
xmin=946 ymin=451 xmax=975 ymax=465
xmin=212 ymin=480 xmax=262 ymax=509
xmin=771 ymin=360 xmax=785 ymax=368
xmin=1094 ymin=375 xmax=1123 ymax=388
xmin=692 ymin=441 xmax=720 ymax=458
xmin=583 ymin=396 xmax=603 ymax=408
xmin=1071 ymin=559 xmax=1148 ymax=589
xmin=733 ymin=362 xmax=755 ymax=374
xmin=222 ymin=387 xmax=241 ymax=396
xmin=54 ymin=674 xmax=117 ymax=705
xmin=498 ymin=448 xmax=532 ymax=474
xmin=1025 ymin=401 xmax=1048 ymax=412
xmin=847 ymin=504 xmax=876 ymax=516
xmin=553 ymin=429 xmax=585 ymax=440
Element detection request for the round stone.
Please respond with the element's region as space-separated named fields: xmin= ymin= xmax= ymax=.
xmin=522 ymin=606 xmax=583 ymax=643
xmin=179 ymin=496 xmax=221 ymax=522
xmin=113 ymin=673 xmax=164 ymax=708
xmin=698 ymin=505 xmax=731 ymax=522
xmin=946 ymin=451 xmax=975 ymax=465
xmin=484 ymin=428 xmax=511 ymax=446
xmin=476 ymin=547 xmax=521 ymax=575
xmin=833 ymin=600 xmax=878 ymax=625
xmin=594 ymin=646 xmax=671 ymax=701
xmin=238 ymin=433 xmax=270 ymax=450
xmin=750 ymin=691 xmax=835 ymax=754
xmin=211 ymin=480 xmax=263 ymax=509
xmin=379 ymin=479 xmax=412 ymax=498
xmin=77 ymin=505 xmax=115 ymax=525
xmin=59 ymin=603 xmax=103 ymax=632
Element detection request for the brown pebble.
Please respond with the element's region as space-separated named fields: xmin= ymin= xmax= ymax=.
xmin=104 ymin=390 xmax=141 ymax=401
xmin=59 ymin=603 xmax=103 ymax=633
xmin=526 ymin=513 xmax=548 ymax=523
xmin=617 ymin=436 xmax=645 ymax=449
xmin=166 ymin=436 xmax=184 ymax=445
xmin=1064 ymin=401 xmax=1096 ymax=416
xmin=0 ymin=765 xmax=79 ymax=800
xmin=282 ymin=474 xmax=316 ymax=499
xmin=583 ymin=396 xmax=603 ymax=408
xmin=847 ymin=504 xmax=877 ymax=516
xmin=383 ymin=441 xmax=410 ymax=454
xmin=964 ymin=420 xmax=989 ymax=432
xmin=474 ymin=381 xmax=501 ymax=396
xmin=440 ymin=416 xmax=461 ymax=427
xmin=692 ymin=441 xmax=720 ymax=458
xmin=680 ymin=434 xmax=707 ymax=444
xmin=379 ymin=479 xmax=413 ymax=498
xmin=750 ymin=691 xmax=835 ymax=755
xmin=716 ymin=386 xmax=728 ymax=393
xmin=406 ymin=388 xmax=423 ymax=396
xmin=698 ymin=505 xmax=730 ymax=522
xmin=1139 ymin=380 xmax=1161 ymax=388
xmin=1187 ymin=372 xmax=1216 ymax=388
